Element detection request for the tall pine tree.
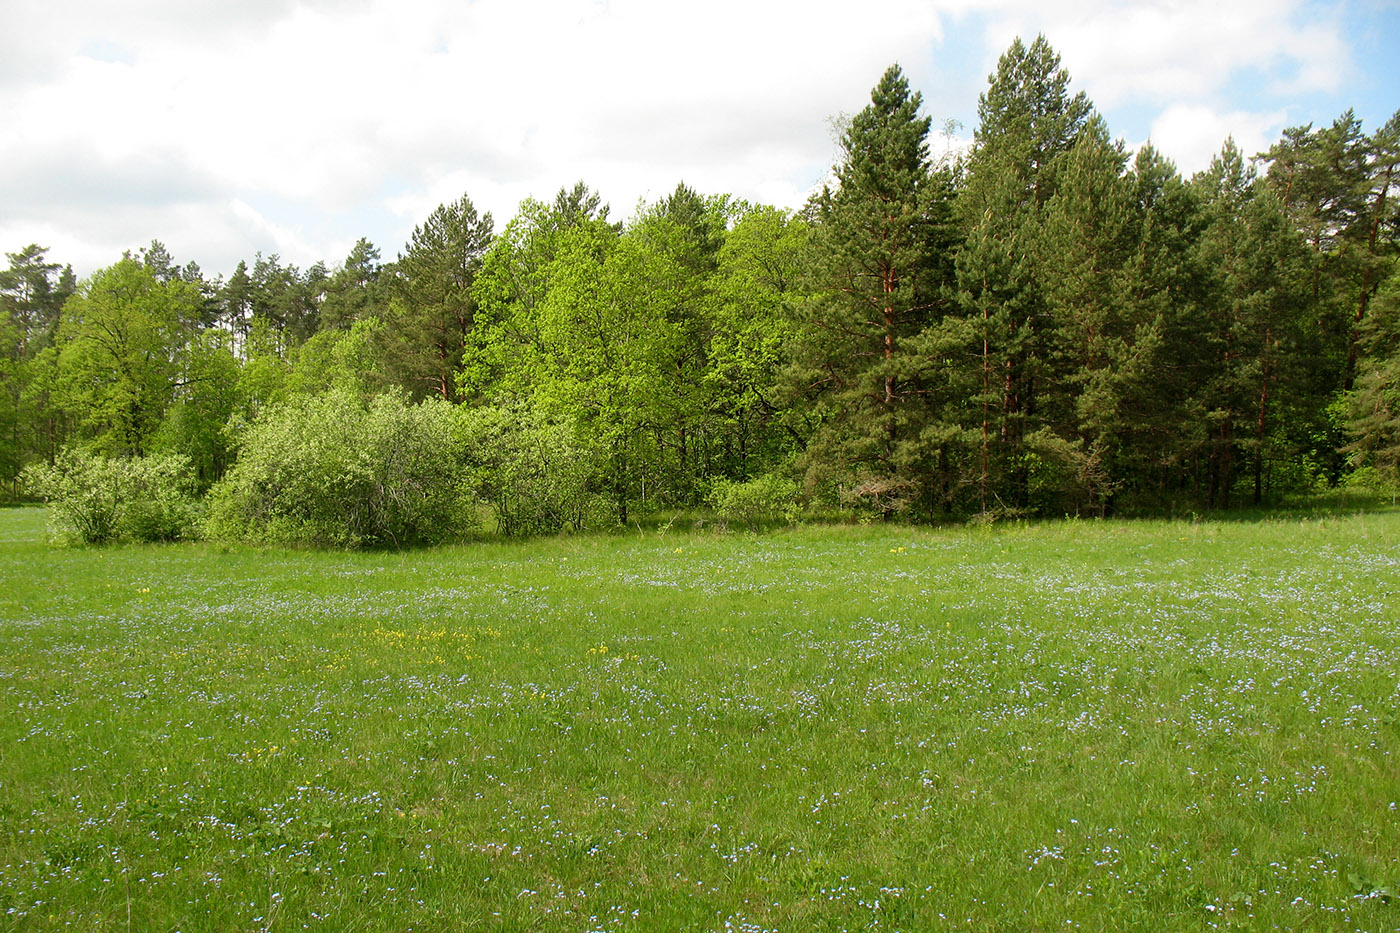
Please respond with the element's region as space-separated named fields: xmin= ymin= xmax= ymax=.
xmin=956 ymin=35 xmax=1093 ymax=512
xmin=793 ymin=64 xmax=957 ymax=517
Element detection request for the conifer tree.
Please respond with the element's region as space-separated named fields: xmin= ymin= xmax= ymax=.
xmin=793 ymin=64 xmax=957 ymax=516
xmin=1192 ymin=141 xmax=1310 ymax=506
xmin=1035 ymin=117 xmax=1136 ymax=509
xmin=956 ymin=35 xmax=1093 ymax=511
xmin=1118 ymin=144 xmax=1211 ymax=503
xmin=388 ymin=194 xmax=493 ymax=401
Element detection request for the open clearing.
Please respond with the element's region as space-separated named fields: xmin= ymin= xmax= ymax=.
xmin=2 ymin=507 xmax=1398 ymax=931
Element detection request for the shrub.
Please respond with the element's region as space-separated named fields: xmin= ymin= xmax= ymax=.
xmin=205 ymin=389 xmax=475 ymax=548
xmin=838 ymin=475 xmax=918 ymax=520
xmin=22 ymin=450 xmax=199 ymax=544
xmin=456 ymin=406 xmax=606 ymax=537
xmin=707 ymin=473 xmax=801 ymax=528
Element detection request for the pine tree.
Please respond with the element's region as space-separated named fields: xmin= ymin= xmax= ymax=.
xmin=1118 ymin=144 xmax=1211 ymax=504
xmin=1035 ymin=117 xmax=1136 ymax=510
xmin=1192 ymin=141 xmax=1310 ymax=507
xmin=319 ymin=238 xmax=383 ymax=333
xmin=388 ymin=195 xmax=494 ymax=401
xmin=793 ymin=64 xmax=957 ymax=517
xmin=956 ymin=35 xmax=1093 ymax=512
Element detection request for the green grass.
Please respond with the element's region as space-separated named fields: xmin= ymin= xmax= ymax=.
xmin=2 ymin=507 xmax=1399 ymax=931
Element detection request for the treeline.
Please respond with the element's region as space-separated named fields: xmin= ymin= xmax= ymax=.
xmin=4 ymin=37 xmax=1399 ymax=539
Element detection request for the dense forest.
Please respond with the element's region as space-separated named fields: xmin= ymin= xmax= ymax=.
xmin=4 ymin=37 xmax=1399 ymax=542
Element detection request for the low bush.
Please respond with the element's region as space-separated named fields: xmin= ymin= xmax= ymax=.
xmin=205 ymin=389 xmax=475 ymax=547
xmin=22 ymin=450 xmax=199 ymax=544
xmin=707 ymin=473 xmax=801 ymax=528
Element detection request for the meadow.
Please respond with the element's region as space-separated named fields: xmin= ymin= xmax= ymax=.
xmin=1 ymin=506 xmax=1398 ymax=931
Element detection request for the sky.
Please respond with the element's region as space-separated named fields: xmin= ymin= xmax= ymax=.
xmin=2 ymin=0 xmax=1397 ymax=281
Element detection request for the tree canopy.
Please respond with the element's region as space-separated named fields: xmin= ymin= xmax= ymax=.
xmin=8 ymin=38 xmax=1399 ymax=532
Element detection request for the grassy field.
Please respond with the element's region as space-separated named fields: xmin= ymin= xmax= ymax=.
xmin=2 ymin=506 xmax=1398 ymax=931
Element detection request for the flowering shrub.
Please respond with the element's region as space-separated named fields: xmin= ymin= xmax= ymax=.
xmin=23 ymin=450 xmax=199 ymax=544
xmin=456 ymin=405 xmax=606 ymax=537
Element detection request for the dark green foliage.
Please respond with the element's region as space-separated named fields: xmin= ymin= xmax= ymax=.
xmin=1191 ymin=141 xmax=1312 ymax=507
xmin=793 ymin=64 xmax=961 ymax=517
xmin=387 ymin=195 xmax=494 ymax=401
xmin=955 ymin=36 xmax=1096 ymax=512
xmin=1346 ymin=272 xmax=1400 ymax=490
xmin=319 ymin=238 xmax=383 ymax=332
xmin=1 ymin=244 xmax=72 ymax=356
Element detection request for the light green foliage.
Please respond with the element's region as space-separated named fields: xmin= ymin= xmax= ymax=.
xmin=205 ymin=389 xmax=475 ymax=548
xmin=456 ymin=405 xmax=605 ymax=536
xmin=532 ymin=216 xmax=671 ymax=522
xmin=55 ymin=257 xmax=203 ymax=457
xmin=706 ymin=472 xmax=801 ymax=527
xmin=3 ymin=510 xmax=1399 ymax=929
xmin=154 ymin=330 xmax=242 ymax=489
xmin=283 ymin=317 xmax=391 ymax=399
xmin=481 ymin=197 xmax=699 ymax=523
xmin=232 ymin=317 xmax=291 ymax=421
xmin=0 ymin=315 xmax=20 ymax=489
xmin=21 ymin=448 xmax=198 ymax=543
xmin=470 ymin=186 xmax=805 ymax=521
xmin=708 ymin=205 xmax=808 ymax=477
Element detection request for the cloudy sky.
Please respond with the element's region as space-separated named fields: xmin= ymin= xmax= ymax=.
xmin=3 ymin=0 xmax=1396 ymax=281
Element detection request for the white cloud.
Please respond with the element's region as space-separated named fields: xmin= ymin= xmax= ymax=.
xmin=1144 ymin=103 xmax=1287 ymax=177
xmin=0 ymin=0 xmax=1374 ymax=278
xmin=2 ymin=0 xmax=949 ymax=276
xmin=960 ymin=0 xmax=1349 ymax=108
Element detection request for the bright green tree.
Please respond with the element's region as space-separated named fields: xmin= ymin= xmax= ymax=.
xmin=530 ymin=215 xmax=672 ymax=522
xmin=153 ymin=330 xmax=242 ymax=489
xmin=465 ymin=184 xmax=616 ymax=402
xmin=708 ymin=204 xmax=809 ymax=480
xmin=55 ymin=257 xmax=203 ymax=457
